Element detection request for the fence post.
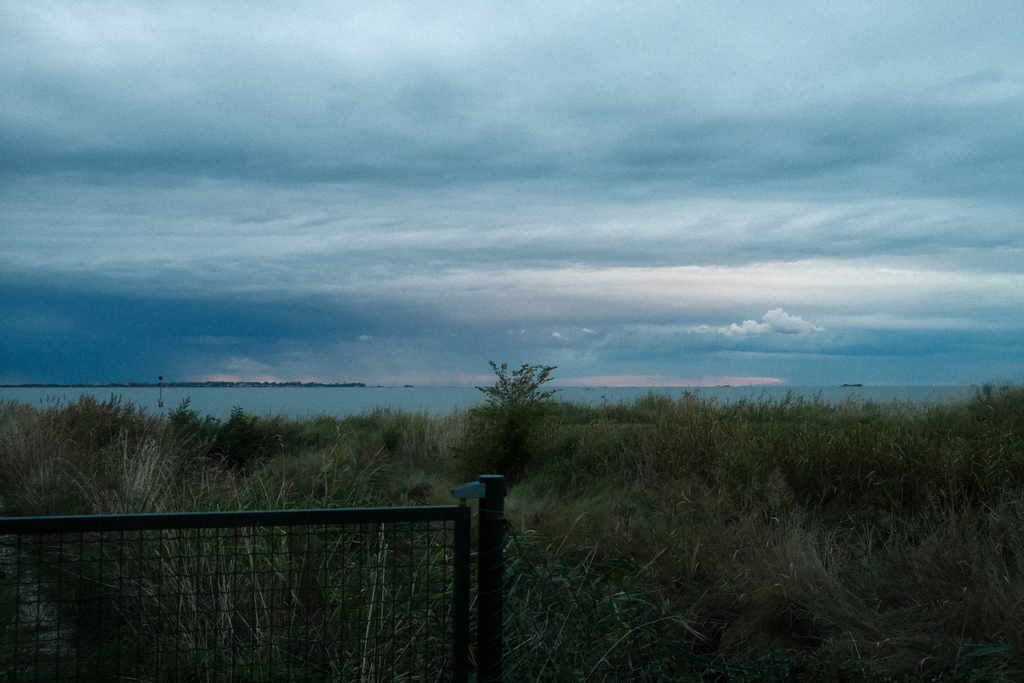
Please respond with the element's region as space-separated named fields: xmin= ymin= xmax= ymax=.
xmin=477 ymin=474 xmax=506 ymax=683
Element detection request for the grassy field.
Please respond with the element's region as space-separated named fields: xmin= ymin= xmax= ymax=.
xmin=1 ymin=380 xmax=1023 ymax=681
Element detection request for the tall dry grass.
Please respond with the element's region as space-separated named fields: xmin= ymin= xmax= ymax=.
xmin=2 ymin=383 xmax=1023 ymax=680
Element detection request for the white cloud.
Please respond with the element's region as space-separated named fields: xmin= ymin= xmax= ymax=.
xmin=719 ymin=308 xmax=824 ymax=337
xmin=762 ymin=308 xmax=825 ymax=334
xmin=719 ymin=320 xmax=771 ymax=337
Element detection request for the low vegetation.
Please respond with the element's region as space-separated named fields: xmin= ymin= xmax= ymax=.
xmin=1 ymin=373 xmax=1023 ymax=681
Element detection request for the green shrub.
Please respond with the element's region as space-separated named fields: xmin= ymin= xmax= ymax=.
xmin=169 ymin=400 xmax=282 ymax=468
xmin=168 ymin=397 xmax=220 ymax=450
xmin=458 ymin=362 xmax=557 ymax=482
xmin=208 ymin=406 xmax=261 ymax=467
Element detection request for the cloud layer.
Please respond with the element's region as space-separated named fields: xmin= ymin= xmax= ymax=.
xmin=2 ymin=1 xmax=1023 ymax=386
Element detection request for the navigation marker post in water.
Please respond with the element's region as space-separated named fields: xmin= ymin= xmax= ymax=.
xmin=158 ymin=376 xmax=163 ymax=407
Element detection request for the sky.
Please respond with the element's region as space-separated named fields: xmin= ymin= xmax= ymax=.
xmin=2 ymin=1 xmax=1023 ymax=387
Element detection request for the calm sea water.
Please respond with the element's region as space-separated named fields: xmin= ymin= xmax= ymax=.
xmin=0 ymin=385 xmax=981 ymax=420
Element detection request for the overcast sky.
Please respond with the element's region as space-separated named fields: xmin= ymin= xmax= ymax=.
xmin=2 ymin=1 xmax=1023 ymax=387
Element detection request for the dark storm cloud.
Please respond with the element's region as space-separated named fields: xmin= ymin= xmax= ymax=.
xmin=3 ymin=2 xmax=1021 ymax=195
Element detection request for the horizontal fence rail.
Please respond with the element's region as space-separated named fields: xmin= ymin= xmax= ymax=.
xmin=0 ymin=506 xmax=471 ymax=682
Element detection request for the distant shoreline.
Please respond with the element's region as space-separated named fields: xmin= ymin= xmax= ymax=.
xmin=0 ymin=382 xmax=368 ymax=388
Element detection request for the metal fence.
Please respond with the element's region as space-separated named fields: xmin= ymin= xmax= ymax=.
xmin=0 ymin=499 xmax=484 ymax=682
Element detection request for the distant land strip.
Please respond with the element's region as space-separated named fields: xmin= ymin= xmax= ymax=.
xmin=1 ymin=382 xmax=368 ymax=388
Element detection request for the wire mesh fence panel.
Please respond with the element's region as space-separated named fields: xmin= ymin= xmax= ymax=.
xmin=0 ymin=508 xmax=469 ymax=682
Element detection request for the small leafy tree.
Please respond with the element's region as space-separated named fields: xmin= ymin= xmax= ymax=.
xmin=460 ymin=362 xmax=558 ymax=482
xmin=477 ymin=362 xmax=558 ymax=410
